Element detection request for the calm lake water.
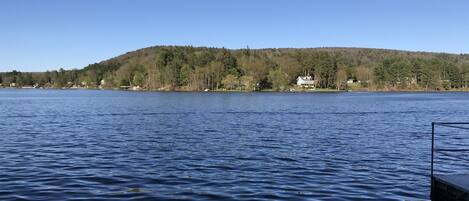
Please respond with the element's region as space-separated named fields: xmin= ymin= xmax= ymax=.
xmin=0 ymin=89 xmax=468 ymax=200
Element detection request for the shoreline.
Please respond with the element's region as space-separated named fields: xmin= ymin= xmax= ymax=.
xmin=1 ymin=87 xmax=469 ymax=93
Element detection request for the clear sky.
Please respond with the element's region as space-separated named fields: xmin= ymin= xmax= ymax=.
xmin=1 ymin=0 xmax=468 ymax=72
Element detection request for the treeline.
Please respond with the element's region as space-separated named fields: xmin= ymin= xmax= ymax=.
xmin=0 ymin=69 xmax=80 ymax=88
xmin=1 ymin=46 xmax=469 ymax=91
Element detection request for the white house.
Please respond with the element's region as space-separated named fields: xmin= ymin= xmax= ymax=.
xmin=296 ymin=76 xmax=315 ymax=87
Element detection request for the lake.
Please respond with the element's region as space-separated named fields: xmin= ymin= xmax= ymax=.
xmin=0 ymin=89 xmax=468 ymax=200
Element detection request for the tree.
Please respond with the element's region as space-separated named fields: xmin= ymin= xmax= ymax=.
xmin=374 ymin=61 xmax=388 ymax=88
xmin=463 ymin=64 xmax=469 ymax=88
xmin=268 ymin=69 xmax=290 ymax=91
xmin=374 ymin=58 xmax=412 ymax=89
xmin=274 ymin=55 xmax=302 ymax=83
xmin=114 ymin=65 xmax=134 ymax=87
xmin=222 ymin=74 xmax=238 ymax=90
xmin=88 ymin=70 xmax=99 ymax=86
xmin=208 ymin=61 xmax=224 ymax=89
xmin=217 ymin=48 xmax=239 ymax=74
xmin=336 ymin=69 xmax=347 ymax=90
xmin=238 ymin=56 xmax=271 ymax=84
xmin=310 ymin=52 xmax=338 ymax=88
xmin=179 ymin=64 xmax=192 ymax=87
xmin=240 ymin=75 xmax=255 ymax=91
xmin=133 ymin=72 xmax=145 ymax=87
xmin=45 ymin=71 xmax=52 ymax=84
xmin=154 ymin=48 xmax=184 ymax=88
xmin=356 ymin=66 xmax=371 ymax=83
xmin=70 ymin=69 xmax=79 ymax=85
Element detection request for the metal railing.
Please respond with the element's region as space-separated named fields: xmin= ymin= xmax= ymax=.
xmin=431 ymin=122 xmax=469 ymax=197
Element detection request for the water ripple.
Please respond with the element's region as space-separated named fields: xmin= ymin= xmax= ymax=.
xmin=0 ymin=90 xmax=468 ymax=200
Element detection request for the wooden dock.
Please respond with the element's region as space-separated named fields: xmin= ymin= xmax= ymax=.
xmin=432 ymin=174 xmax=469 ymax=201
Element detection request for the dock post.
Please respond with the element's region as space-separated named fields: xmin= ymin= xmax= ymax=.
xmin=431 ymin=122 xmax=435 ymax=199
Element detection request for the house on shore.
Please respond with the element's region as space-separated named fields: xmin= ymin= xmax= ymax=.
xmin=296 ymin=76 xmax=315 ymax=88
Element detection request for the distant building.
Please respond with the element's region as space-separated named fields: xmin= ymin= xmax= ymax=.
xmin=296 ymin=76 xmax=315 ymax=87
xmin=10 ymin=83 xmax=16 ymax=87
xmin=347 ymin=79 xmax=355 ymax=84
xmin=99 ymin=79 xmax=107 ymax=89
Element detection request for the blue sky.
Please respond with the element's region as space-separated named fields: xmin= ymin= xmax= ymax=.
xmin=1 ymin=0 xmax=468 ymax=72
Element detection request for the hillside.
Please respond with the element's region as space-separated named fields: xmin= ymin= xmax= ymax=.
xmin=2 ymin=46 xmax=469 ymax=91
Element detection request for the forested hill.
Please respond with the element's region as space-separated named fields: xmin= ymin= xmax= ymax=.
xmin=2 ymin=46 xmax=469 ymax=91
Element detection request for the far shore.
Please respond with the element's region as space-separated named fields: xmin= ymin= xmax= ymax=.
xmin=1 ymin=86 xmax=469 ymax=93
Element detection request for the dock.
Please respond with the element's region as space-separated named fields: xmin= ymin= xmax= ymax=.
xmin=431 ymin=122 xmax=469 ymax=201
xmin=432 ymin=174 xmax=469 ymax=201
